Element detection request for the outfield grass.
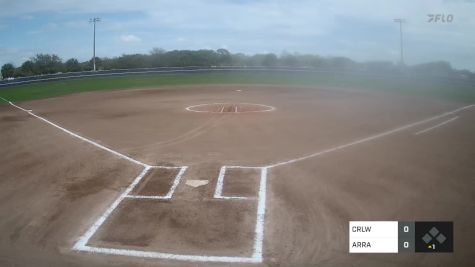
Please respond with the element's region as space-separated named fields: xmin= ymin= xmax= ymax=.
xmin=0 ymin=72 xmax=474 ymax=103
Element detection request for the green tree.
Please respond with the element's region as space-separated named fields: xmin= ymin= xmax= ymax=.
xmin=30 ymin=54 xmax=63 ymax=74
xmin=412 ymin=61 xmax=453 ymax=77
xmin=217 ymin=48 xmax=231 ymax=66
xmin=65 ymin=58 xmax=81 ymax=72
xmin=88 ymin=57 xmax=103 ymax=70
xmin=1 ymin=63 xmax=15 ymax=79
xmin=364 ymin=61 xmax=397 ymax=74
xmin=149 ymin=48 xmax=166 ymax=67
xmin=150 ymin=47 xmax=166 ymax=55
xmin=21 ymin=60 xmax=35 ymax=76
xmin=230 ymin=53 xmax=248 ymax=66
xmin=327 ymin=57 xmax=356 ymax=71
xmin=281 ymin=53 xmax=299 ymax=67
xmin=112 ymin=54 xmax=148 ymax=69
xmin=262 ymin=53 xmax=278 ymax=67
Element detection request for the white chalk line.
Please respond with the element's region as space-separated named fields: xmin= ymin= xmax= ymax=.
xmin=1 ymin=99 xmax=148 ymax=167
xmin=2 ymin=96 xmax=473 ymax=263
xmin=126 ymin=166 xmax=188 ymax=199
xmin=186 ymin=102 xmax=275 ymax=113
xmin=252 ymin=167 xmax=267 ymax=260
xmin=76 ymin=246 xmax=261 ymax=263
xmin=204 ymin=105 xmax=472 ymax=262
xmin=73 ymin=166 xmax=151 ymax=250
xmin=76 ymin=165 xmax=267 ymax=263
xmin=1 ymin=96 xmax=265 ymax=263
xmin=414 ymin=116 xmax=459 ymax=135
xmin=265 ymin=104 xmax=475 ymax=168
xmin=72 ymin=166 xmax=187 ymax=243
xmin=214 ymin=166 xmax=263 ymax=200
xmin=213 ymin=166 xmax=245 ymax=199
xmin=211 ymin=166 xmax=268 ymax=260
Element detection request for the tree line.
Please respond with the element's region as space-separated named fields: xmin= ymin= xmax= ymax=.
xmin=2 ymin=48 xmax=474 ymax=80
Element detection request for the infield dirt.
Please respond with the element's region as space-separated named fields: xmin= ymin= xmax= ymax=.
xmin=0 ymin=84 xmax=474 ymax=266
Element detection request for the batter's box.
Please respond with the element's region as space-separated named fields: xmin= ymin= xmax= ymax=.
xmin=126 ymin=166 xmax=187 ymax=199
xmin=73 ymin=166 xmax=268 ymax=263
xmin=88 ymin=198 xmax=257 ymax=257
xmin=214 ymin=166 xmax=261 ymax=199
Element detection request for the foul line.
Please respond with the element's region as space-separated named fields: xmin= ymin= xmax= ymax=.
xmin=414 ymin=116 xmax=459 ymax=135
xmin=2 ymin=95 xmax=473 ymax=264
xmin=1 ymin=96 xmax=268 ymax=263
xmin=265 ymin=104 xmax=474 ymax=168
xmin=73 ymin=166 xmax=152 ymax=250
xmin=0 ymin=97 xmax=148 ymax=167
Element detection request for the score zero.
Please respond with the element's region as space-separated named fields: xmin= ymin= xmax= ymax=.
xmin=403 ymin=225 xmax=410 ymax=248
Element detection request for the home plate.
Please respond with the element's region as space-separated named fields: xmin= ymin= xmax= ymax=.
xmin=186 ymin=179 xmax=209 ymax=188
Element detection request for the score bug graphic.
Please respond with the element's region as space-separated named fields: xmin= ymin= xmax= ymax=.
xmin=349 ymin=221 xmax=453 ymax=253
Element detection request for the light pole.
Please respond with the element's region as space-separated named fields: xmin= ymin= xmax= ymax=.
xmin=89 ymin=17 xmax=101 ymax=71
xmin=393 ymin=18 xmax=405 ymax=65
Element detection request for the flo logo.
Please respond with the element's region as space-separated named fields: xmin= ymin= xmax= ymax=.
xmin=428 ymin=14 xmax=454 ymax=23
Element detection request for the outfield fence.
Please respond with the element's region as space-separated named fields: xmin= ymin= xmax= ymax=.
xmin=1 ymin=66 xmax=473 ymax=88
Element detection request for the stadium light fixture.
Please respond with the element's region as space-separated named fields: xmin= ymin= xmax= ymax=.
xmin=89 ymin=17 xmax=101 ymax=71
xmin=393 ymin=18 xmax=406 ymax=65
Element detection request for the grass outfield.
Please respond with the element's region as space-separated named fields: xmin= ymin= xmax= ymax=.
xmin=0 ymin=72 xmax=474 ymax=103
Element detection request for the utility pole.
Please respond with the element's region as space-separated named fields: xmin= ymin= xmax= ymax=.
xmin=393 ymin=18 xmax=405 ymax=65
xmin=89 ymin=17 xmax=101 ymax=71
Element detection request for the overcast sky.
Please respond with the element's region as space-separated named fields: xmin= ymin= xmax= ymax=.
xmin=1 ymin=0 xmax=474 ymax=70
